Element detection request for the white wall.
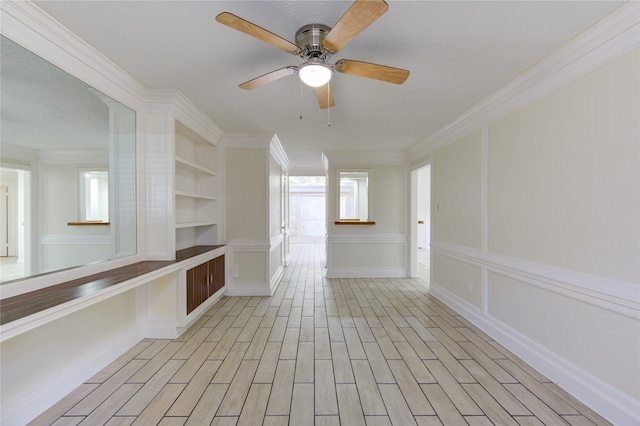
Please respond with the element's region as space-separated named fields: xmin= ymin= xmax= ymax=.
xmin=429 ymin=46 xmax=639 ymax=424
xmin=325 ymin=153 xmax=408 ymax=278
xmin=487 ymin=49 xmax=638 ymax=282
xmin=1 ymin=290 xmax=141 ymax=424
xmin=225 ymin=147 xmax=268 ymax=240
xmin=432 ymin=130 xmax=482 ymax=250
xmin=222 ymin=134 xmax=288 ymax=295
xmin=223 ymin=144 xmax=269 ymax=295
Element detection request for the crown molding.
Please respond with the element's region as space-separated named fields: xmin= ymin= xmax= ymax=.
xmin=270 ymin=135 xmax=291 ymax=173
xmin=1 ymin=0 xmax=147 ymax=109
xmin=322 ymin=151 xmax=407 ymax=166
xmin=221 ymin=132 xmax=275 ymax=148
xmin=407 ymin=1 xmax=640 ymax=160
xmin=1 ymin=1 xmax=224 ymax=142
xmin=144 ymin=89 xmax=224 ymax=143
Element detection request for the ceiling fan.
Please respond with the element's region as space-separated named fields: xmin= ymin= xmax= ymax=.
xmin=216 ymin=0 xmax=410 ymax=109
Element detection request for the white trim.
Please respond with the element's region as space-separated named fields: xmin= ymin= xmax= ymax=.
xmin=39 ymin=235 xmax=110 ymax=245
xmin=430 ymin=282 xmax=640 ymax=426
xmin=146 ymin=89 xmax=223 ymax=144
xmin=143 ymin=109 xmax=175 ymax=260
xmin=1 ymin=323 xmax=142 ymax=426
xmin=328 ymin=233 xmax=407 ymax=244
xmin=431 ymin=240 xmax=640 ymax=320
xmin=225 ymin=282 xmax=273 ymax=297
xmin=270 ymin=134 xmax=291 ymax=173
xmin=323 ymin=151 xmax=407 ymax=166
xmin=270 ymin=265 xmax=285 ymax=295
xmin=221 ymin=133 xmax=274 ymax=148
xmin=326 ymin=267 xmax=407 ymax=279
xmin=270 ymin=233 xmax=284 ymax=248
xmin=0 ymin=1 xmax=147 ymax=112
xmin=406 ymin=1 xmax=640 ymax=161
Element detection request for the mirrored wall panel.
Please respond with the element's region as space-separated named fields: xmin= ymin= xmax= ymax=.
xmin=0 ymin=35 xmax=136 ymax=283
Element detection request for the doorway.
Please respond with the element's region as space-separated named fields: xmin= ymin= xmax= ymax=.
xmin=411 ymin=165 xmax=430 ymax=281
xmin=0 ymin=167 xmax=29 ymax=282
xmin=288 ymin=176 xmax=326 ymax=243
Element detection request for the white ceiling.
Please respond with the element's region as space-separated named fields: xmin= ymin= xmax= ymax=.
xmin=32 ymin=0 xmax=624 ymax=173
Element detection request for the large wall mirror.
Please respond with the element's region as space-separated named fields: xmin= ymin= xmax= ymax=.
xmin=0 ymin=35 xmax=137 ymax=284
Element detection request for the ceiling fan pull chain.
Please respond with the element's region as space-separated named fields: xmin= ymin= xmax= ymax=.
xmin=299 ymin=79 xmax=304 ymax=120
xmin=327 ymin=83 xmax=331 ymax=127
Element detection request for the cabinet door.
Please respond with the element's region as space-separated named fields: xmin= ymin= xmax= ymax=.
xmin=186 ymin=262 xmax=209 ymax=315
xmin=209 ymin=254 xmax=225 ymax=295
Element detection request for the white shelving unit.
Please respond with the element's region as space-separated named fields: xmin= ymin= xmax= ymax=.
xmin=174 ymin=120 xmax=218 ymax=250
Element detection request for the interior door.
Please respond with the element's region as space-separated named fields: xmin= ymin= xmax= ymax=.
xmin=282 ymin=172 xmax=290 ymax=266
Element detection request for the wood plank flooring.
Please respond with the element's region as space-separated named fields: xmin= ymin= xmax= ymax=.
xmin=30 ymin=243 xmax=610 ymax=426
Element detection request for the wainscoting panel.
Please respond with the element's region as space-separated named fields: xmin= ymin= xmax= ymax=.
xmin=326 ymin=234 xmax=407 ymax=278
xmin=430 ymin=241 xmax=640 ymax=425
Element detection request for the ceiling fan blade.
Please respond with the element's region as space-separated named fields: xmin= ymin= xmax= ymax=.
xmin=239 ymin=66 xmax=297 ymax=90
xmin=335 ymin=59 xmax=409 ymax=84
xmin=216 ymin=12 xmax=300 ymax=55
xmin=322 ymin=0 xmax=388 ymax=53
xmin=314 ymin=83 xmax=335 ymax=109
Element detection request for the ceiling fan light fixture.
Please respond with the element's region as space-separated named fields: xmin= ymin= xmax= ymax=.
xmin=298 ymin=60 xmax=332 ymax=87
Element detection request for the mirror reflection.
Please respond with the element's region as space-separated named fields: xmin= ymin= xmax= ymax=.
xmin=0 ymin=35 xmax=137 ymax=283
xmin=338 ymin=170 xmax=369 ymax=222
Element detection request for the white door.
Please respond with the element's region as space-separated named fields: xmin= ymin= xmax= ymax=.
xmin=282 ymin=172 xmax=290 ymax=266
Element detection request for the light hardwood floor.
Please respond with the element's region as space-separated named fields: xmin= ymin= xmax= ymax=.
xmin=30 ymin=243 xmax=609 ymax=426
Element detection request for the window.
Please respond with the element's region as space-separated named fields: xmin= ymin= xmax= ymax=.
xmin=337 ymin=170 xmax=373 ymax=224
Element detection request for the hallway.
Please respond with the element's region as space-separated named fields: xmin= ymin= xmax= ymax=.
xmin=31 ymin=243 xmax=608 ymax=425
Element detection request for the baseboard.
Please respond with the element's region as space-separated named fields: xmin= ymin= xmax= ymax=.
xmin=326 ymin=266 xmax=406 ymax=278
xmin=1 ymin=325 xmax=143 ymax=426
xmin=270 ymin=265 xmax=285 ymax=295
xmin=430 ymin=282 xmax=640 ymax=425
xmin=225 ymin=282 xmax=273 ymax=297
xmin=224 ymin=266 xmax=284 ymax=297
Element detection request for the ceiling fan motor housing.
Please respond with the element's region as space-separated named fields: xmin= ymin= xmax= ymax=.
xmin=296 ymin=24 xmax=332 ymax=59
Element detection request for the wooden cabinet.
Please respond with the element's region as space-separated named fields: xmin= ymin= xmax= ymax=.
xmin=186 ymin=254 xmax=225 ymax=314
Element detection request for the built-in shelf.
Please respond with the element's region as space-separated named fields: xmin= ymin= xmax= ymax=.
xmin=175 ymin=221 xmax=217 ymax=229
xmin=174 ymin=120 xmax=219 ymax=251
xmin=175 ymin=156 xmax=216 ymax=176
xmin=175 ymin=191 xmax=217 ymax=200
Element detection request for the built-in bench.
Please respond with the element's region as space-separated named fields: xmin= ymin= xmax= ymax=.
xmin=0 ymin=245 xmax=225 ymax=341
